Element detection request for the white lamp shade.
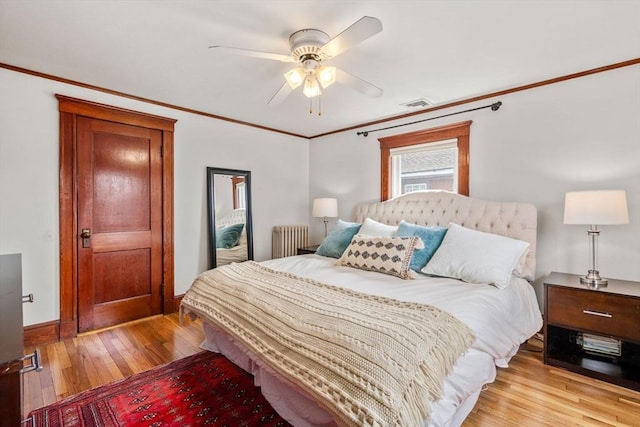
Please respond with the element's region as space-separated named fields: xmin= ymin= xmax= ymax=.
xmin=303 ymin=76 xmax=322 ymax=98
xmin=317 ymin=66 xmax=336 ymax=88
xmin=284 ymin=68 xmax=305 ymax=89
xmin=312 ymin=198 xmax=338 ymax=218
xmin=563 ymin=190 xmax=629 ymax=225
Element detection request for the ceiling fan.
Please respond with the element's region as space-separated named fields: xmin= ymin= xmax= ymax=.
xmin=210 ymin=16 xmax=383 ymax=107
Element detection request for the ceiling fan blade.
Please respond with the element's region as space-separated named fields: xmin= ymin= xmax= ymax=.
xmin=209 ymin=46 xmax=295 ymax=62
xmin=335 ymin=69 xmax=383 ymax=98
xmin=320 ymin=16 xmax=382 ymax=58
xmin=268 ymin=82 xmax=295 ymax=106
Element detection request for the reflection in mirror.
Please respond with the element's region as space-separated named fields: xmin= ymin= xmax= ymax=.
xmin=206 ymin=167 xmax=253 ymax=269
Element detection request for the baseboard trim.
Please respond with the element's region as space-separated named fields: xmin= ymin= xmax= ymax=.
xmin=24 ymin=294 xmax=186 ymax=347
xmin=24 ymin=320 xmax=60 ymax=347
xmin=173 ymin=294 xmax=184 ymax=312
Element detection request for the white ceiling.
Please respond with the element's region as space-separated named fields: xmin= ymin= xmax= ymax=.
xmin=1 ymin=0 xmax=639 ymax=138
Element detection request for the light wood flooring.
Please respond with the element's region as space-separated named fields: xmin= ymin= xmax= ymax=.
xmin=23 ymin=314 xmax=640 ymax=426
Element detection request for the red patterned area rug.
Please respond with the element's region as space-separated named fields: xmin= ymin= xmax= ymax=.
xmin=28 ymin=351 xmax=292 ymax=426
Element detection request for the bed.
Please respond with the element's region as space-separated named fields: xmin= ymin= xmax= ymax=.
xmin=182 ymin=191 xmax=542 ymax=427
xmin=215 ymin=208 xmax=248 ymax=266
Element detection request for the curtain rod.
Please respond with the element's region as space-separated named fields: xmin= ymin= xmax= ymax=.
xmin=356 ymin=101 xmax=502 ymax=137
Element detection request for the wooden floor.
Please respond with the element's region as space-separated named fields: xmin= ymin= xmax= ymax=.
xmin=22 ymin=313 xmax=205 ymax=417
xmin=23 ymin=314 xmax=640 ymax=426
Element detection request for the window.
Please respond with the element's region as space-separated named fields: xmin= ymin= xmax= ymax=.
xmin=391 ymin=140 xmax=457 ymax=198
xmin=379 ymin=121 xmax=471 ymax=200
xmin=232 ymin=177 xmax=246 ymax=209
xmin=404 ymin=183 xmax=428 ymax=193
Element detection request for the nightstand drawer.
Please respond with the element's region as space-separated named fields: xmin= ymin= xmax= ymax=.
xmin=547 ymin=286 xmax=640 ymax=342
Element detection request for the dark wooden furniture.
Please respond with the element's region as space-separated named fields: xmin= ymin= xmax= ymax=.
xmin=544 ymin=272 xmax=640 ymax=391
xmin=0 ymin=254 xmax=42 ymax=426
xmin=297 ymin=244 xmax=320 ymax=255
xmin=0 ymin=254 xmax=24 ymax=426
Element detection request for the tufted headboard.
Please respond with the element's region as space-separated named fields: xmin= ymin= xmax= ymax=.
xmin=355 ymin=191 xmax=537 ymax=281
xmin=216 ymin=208 xmax=246 ymax=228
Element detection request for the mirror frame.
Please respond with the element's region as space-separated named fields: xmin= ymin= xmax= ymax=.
xmin=206 ymin=167 xmax=254 ymax=269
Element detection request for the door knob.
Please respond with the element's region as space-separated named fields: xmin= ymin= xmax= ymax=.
xmin=81 ymin=228 xmax=91 ymax=248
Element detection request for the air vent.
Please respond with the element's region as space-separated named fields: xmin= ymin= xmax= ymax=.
xmin=401 ymin=98 xmax=432 ymax=108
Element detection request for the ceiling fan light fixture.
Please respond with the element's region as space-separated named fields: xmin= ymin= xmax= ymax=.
xmin=317 ymin=66 xmax=336 ymax=88
xmin=284 ymin=68 xmax=305 ymax=89
xmin=212 ymin=16 xmax=384 ymax=107
xmin=303 ymin=76 xmax=322 ymax=98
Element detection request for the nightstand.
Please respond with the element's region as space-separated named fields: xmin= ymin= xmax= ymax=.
xmin=297 ymin=244 xmax=320 ymax=255
xmin=544 ymin=272 xmax=640 ymax=391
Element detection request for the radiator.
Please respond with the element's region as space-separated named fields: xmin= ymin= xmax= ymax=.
xmin=272 ymin=225 xmax=309 ymax=258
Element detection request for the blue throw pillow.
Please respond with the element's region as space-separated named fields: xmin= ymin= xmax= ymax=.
xmin=216 ymin=223 xmax=244 ymax=249
xmin=396 ymin=220 xmax=447 ymax=271
xmin=316 ymin=220 xmax=361 ymax=258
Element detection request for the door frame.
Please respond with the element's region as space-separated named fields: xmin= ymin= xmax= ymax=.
xmin=57 ymin=95 xmax=177 ymax=340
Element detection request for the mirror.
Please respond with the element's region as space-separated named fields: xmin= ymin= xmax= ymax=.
xmin=207 ymin=167 xmax=253 ymax=269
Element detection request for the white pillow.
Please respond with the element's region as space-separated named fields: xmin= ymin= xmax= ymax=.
xmin=421 ymin=223 xmax=530 ymax=288
xmin=358 ymin=218 xmax=398 ymax=237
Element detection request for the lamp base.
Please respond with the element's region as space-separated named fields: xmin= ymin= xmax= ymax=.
xmin=580 ymin=270 xmax=608 ymax=289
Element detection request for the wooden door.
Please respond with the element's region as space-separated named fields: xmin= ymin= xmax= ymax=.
xmin=76 ymin=117 xmax=163 ymax=332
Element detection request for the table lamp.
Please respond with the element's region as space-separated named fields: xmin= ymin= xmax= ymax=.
xmin=563 ymin=190 xmax=629 ymax=288
xmin=312 ymin=198 xmax=338 ymax=237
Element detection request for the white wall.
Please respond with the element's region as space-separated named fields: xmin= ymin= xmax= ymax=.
xmin=213 ymin=174 xmax=235 ymax=219
xmin=310 ymin=65 xmax=640 ymax=307
xmin=2 ymin=64 xmax=638 ymax=325
xmin=0 ymin=68 xmax=310 ymax=326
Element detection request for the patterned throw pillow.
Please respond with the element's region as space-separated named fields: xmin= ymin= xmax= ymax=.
xmin=337 ymin=235 xmax=424 ymax=279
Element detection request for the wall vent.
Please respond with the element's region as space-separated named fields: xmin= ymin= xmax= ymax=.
xmin=400 ymin=98 xmax=432 ymax=108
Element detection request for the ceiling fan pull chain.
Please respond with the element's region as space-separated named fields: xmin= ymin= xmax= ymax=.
xmin=318 ymin=95 xmax=322 ymax=116
xmin=309 ymin=96 xmax=313 ymax=114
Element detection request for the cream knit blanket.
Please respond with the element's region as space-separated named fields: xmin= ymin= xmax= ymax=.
xmin=181 ymin=261 xmax=475 ymax=427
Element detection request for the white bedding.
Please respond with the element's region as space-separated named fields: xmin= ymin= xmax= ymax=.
xmin=261 ymin=255 xmax=541 ymax=367
xmin=215 ymin=208 xmax=248 ymax=266
xmin=199 ymin=254 xmax=542 ymax=427
xmin=215 ymin=243 xmax=248 ymax=266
